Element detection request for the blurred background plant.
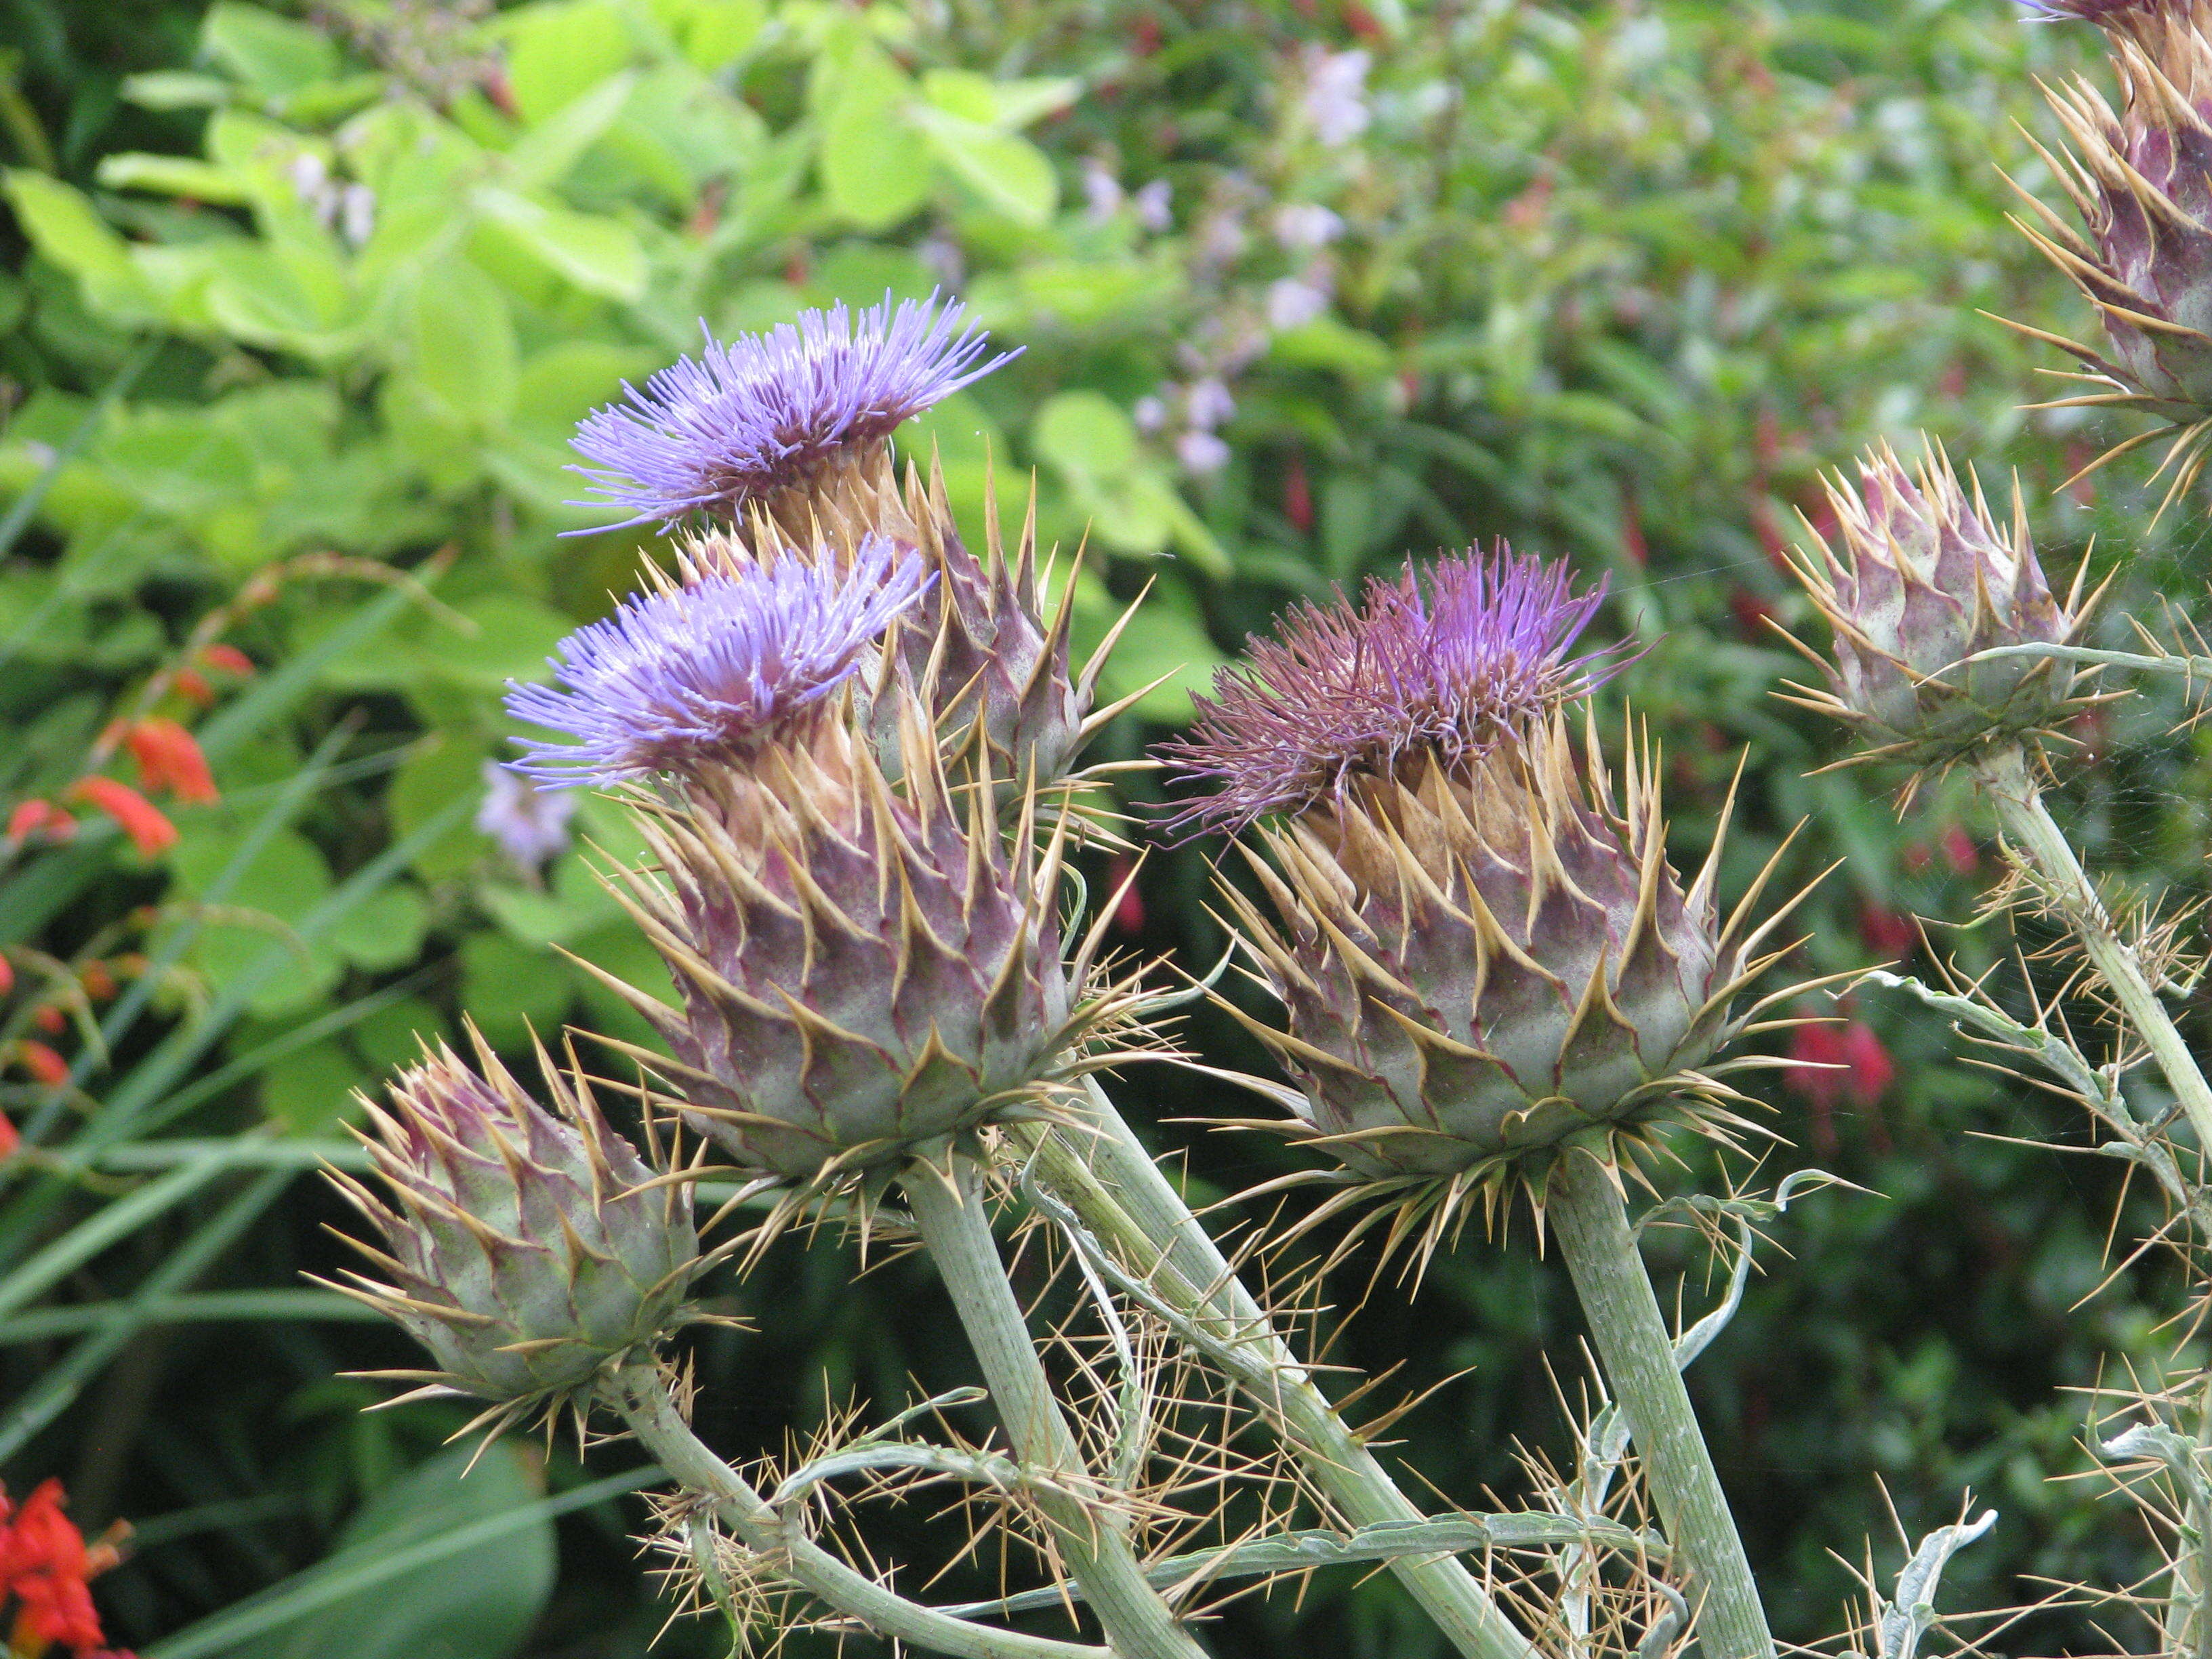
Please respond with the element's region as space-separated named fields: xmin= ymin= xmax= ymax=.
xmin=0 ymin=0 xmax=2197 ymax=1652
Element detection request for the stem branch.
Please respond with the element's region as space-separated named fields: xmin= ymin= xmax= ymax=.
xmin=611 ymin=1366 xmax=1111 ymax=1659
xmin=1021 ymin=1082 xmax=1536 ymax=1659
xmin=1546 ymin=1146 xmax=1774 ymax=1659
xmin=902 ymin=1150 xmax=1209 ymax=1659
xmin=1975 ymin=745 xmax=2212 ymax=1152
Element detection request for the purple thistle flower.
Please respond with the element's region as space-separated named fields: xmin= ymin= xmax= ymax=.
xmin=504 ymin=536 xmax=929 ymax=787
xmin=569 ymin=293 xmax=1017 ymax=529
xmin=476 ymin=760 xmax=579 ymax=867
xmin=1158 ymin=544 xmax=1615 ymax=838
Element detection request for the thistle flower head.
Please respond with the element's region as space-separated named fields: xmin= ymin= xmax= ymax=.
xmin=324 ymin=1035 xmax=701 ymax=1420
xmin=2005 ymin=0 xmax=2212 ymax=491
xmin=680 ymin=453 xmax=1094 ymax=792
xmin=504 ymin=535 xmax=928 ymax=787
xmin=569 ymin=293 xmax=1016 ymax=532
xmin=1215 ymin=716 xmax=1782 ymax=1251
xmin=1780 ymin=438 xmax=2083 ymax=766
xmin=583 ymin=697 xmax=1131 ymax=1193
xmin=1159 ymin=544 xmax=1614 ymax=837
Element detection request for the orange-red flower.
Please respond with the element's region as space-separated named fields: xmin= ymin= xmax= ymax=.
xmin=197 ymin=644 xmax=253 ymax=678
xmin=0 ymin=1479 xmax=131 ymax=1657
xmin=13 ymin=1043 xmax=68 ymax=1089
xmin=119 ymin=721 xmax=217 ymax=806
xmin=63 ymin=781 xmax=176 ymax=859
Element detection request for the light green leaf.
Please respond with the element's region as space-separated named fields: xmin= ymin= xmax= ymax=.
xmin=472 ymin=188 xmax=646 ymax=300
xmin=121 ymin=71 xmax=234 ymax=110
xmin=327 ymin=883 xmax=428 ymax=972
xmin=3 ymin=173 xmax=161 ymax=322
xmin=819 ymin=45 xmax=929 ymax=230
xmin=96 ymin=154 xmax=253 ymax=205
xmin=200 ymin=3 xmax=339 ymax=99
xmin=920 ymin=68 xmax=1078 ymax=130
xmin=406 ymin=260 xmax=518 ymax=432
xmin=255 ymin=1041 xmax=367 ymax=1136
xmin=909 ymin=105 xmax=1057 ymax=227
xmin=1033 ymin=391 xmax=1139 ymax=479
xmin=501 ymin=0 xmax=634 ymax=125
xmin=672 ymin=0 xmax=768 ymax=68
xmin=501 ymin=69 xmax=637 ymax=194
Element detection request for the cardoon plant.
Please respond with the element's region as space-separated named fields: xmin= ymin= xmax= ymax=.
xmin=1164 ymin=544 xmax=1795 ymax=1659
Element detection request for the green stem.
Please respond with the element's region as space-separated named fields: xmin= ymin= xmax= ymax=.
xmin=901 ymin=1151 xmax=1210 ymax=1659
xmin=1024 ymin=1083 xmax=1535 ymax=1659
xmin=1975 ymin=745 xmax=2212 ymax=1153
xmin=611 ymin=1366 xmax=1113 ymax=1659
xmin=1545 ymin=1146 xmax=1774 ymax=1659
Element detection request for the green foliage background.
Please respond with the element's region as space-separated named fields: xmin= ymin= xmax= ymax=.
xmin=0 ymin=0 xmax=2203 ymax=1652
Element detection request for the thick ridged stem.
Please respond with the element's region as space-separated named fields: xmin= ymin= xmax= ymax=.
xmin=1975 ymin=744 xmax=2212 ymax=1153
xmin=1022 ymin=1082 xmax=1534 ymax=1659
xmin=609 ymin=1365 xmax=1111 ymax=1659
xmin=901 ymin=1151 xmax=1210 ymax=1659
xmin=1545 ymin=1146 xmax=1773 ymax=1659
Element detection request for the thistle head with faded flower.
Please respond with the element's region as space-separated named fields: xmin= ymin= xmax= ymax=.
xmin=506 ymin=539 xmax=1111 ymax=1193
xmin=324 ymin=1036 xmax=701 ymax=1416
xmin=1164 ymin=548 xmax=1769 ymax=1212
xmin=1780 ymin=438 xmax=2084 ymax=766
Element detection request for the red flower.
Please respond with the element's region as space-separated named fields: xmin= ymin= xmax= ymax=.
xmin=0 ymin=1112 xmax=19 ymax=1161
xmin=171 ymin=668 xmax=215 ymax=708
xmin=5 ymin=801 xmax=73 ymax=846
xmin=0 ymin=954 xmax=12 ymax=998
xmin=198 ymin=643 xmax=254 ymax=678
xmin=1940 ymin=825 xmax=1978 ymax=875
xmin=121 ymin=720 xmax=218 ymax=805
xmin=13 ymin=1043 xmax=68 ymax=1088
xmin=1284 ymin=453 xmax=1313 ymax=533
xmin=1105 ymin=855 xmax=1145 ymax=935
xmin=64 ymin=781 xmax=176 ymax=859
xmin=1839 ymin=1021 xmax=1896 ymax=1108
xmin=1858 ymin=901 xmax=1917 ymax=961
xmin=0 ymin=1479 xmax=130 ymax=1657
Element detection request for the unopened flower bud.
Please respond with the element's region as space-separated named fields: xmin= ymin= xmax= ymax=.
xmin=1781 ymin=439 xmax=2083 ymax=764
xmin=325 ymin=1038 xmax=700 ymax=1412
xmin=2012 ymin=0 xmax=2212 ymax=469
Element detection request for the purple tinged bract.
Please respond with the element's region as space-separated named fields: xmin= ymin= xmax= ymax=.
xmin=504 ymin=535 xmax=928 ymax=787
xmin=1159 ymin=544 xmax=1614 ymax=837
xmin=569 ymin=293 xmax=1017 ymax=529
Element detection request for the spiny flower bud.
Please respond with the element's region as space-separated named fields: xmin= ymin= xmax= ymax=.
xmin=1780 ymin=439 xmax=2084 ymax=766
xmin=584 ymin=705 xmax=1119 ymax=1185
xmin=2011 ymin=0 xmax=2212 ymax=487
xmin=323 ymin=1036 xmax=701 ymax=1417
xmin=569 ymin=292 xmax=1015 ymax=537
xmin=1212 ymin=717 xmax=1775 ymax=1200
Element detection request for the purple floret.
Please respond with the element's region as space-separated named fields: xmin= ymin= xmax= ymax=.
xmin=476 ymin=760 xmax=579 ymax=867
xmin=505 ymin=536 xmax=928 ymax=787
xmin=1158 ymin=544 xmax=1614 ymax=838
xmin=569 ymin=293 xmax=1017 ymax=529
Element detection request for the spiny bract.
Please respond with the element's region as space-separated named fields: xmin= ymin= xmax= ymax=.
xmin=323 ymin=1036 xmax=701 ymax=1414
xmin=2009 ymin=0 xmax=2212 ymax=500
xmin=583 ymin=707 xmax=1124 ymax=1187
xmin=1217 ymin=716 xmax=1777 ymax=1196
xmin=1780 ymin=438 xmax=2082 ymax=766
